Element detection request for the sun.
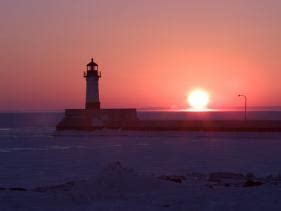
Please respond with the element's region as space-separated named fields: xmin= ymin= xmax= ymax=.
xmin=187 ymin=89 xmax=210 ymax=110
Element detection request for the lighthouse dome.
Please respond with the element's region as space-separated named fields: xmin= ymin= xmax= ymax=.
xmin=87 ymin=58 xmax=98 ymax=67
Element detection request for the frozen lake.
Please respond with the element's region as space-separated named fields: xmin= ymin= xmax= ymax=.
xmin=1 ymin=127 xmax=281 ymax=187
xmin=0 ymin=112 xmax=281 ymax=210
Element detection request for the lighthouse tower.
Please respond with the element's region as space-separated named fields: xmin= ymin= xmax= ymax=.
xmin=84 ymin=58 xmax=101 ymax=110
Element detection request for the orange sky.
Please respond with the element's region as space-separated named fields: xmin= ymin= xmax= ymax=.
xmin=1 ymin=0 xmax=281 ymax=111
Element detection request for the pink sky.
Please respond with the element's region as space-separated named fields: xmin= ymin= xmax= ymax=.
xmin=1 ymin=0 xmax=281 ymax=111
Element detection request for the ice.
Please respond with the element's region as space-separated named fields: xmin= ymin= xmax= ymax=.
xmin=1 ymin=112 xmax=281 ymax=209
xmin=0 ymin=161 xmax=281 ymax=210
xmin=1 ymin=128 xmax=281 ymax=188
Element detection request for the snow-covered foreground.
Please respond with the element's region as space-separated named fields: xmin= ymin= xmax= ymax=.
xmin=1 ymin=128 xmax=281 ymax=210
xmin=1 ymin=161 xmax=281 ymax=211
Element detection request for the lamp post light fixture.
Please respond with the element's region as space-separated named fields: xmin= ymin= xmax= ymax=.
xmin=238 ymin=94 xmax=247 ymax=121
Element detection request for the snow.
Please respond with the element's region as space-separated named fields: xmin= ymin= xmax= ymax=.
xmin=1 ymin=161 xmax=281 ymax=210
xmin=1 ymin=125 xmax=281 ymax=210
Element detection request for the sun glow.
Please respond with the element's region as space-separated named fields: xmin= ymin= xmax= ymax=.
xmin=187 ymin=89 xmax=210 ymax=110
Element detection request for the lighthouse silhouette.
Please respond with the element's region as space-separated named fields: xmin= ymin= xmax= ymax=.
xmin=56 ymin=58 xmax=138 ymax=130
xmin=84 ymin=58 xmax=101 ymax=109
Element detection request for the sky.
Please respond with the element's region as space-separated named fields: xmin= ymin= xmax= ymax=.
xmin=0 ymin=0 xmax=281 ymax=111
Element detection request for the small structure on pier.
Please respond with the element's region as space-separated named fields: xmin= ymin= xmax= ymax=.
xmin=84 ymin=58 xmax=101 ymax=110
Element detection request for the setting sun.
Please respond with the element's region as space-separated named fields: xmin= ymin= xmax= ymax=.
xmin=187 ymin=89 xmax=210 ymax=110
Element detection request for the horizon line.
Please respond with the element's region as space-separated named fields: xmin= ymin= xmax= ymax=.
xmin=1 ymin=105 xmax=281 ymax=113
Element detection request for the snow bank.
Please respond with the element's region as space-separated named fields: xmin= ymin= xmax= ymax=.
xmin=1 ymin=162 xmax=281 ymax=210
xmin=34 ymin=162 xmax=174 ymax=198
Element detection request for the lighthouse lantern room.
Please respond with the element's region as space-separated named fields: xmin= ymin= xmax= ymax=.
xmin=84 ymin=58 xmax=101 ymax=110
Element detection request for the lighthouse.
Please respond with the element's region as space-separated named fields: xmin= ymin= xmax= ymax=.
xmin=84 ymin=58 xmax=101 ymax=110
xmin=56 ymin=58 xmax=139 ymax=130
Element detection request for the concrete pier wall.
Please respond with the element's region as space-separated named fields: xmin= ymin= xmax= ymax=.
xmin=117 ymin=120 xmax=281 ymax=132
xmin=56 ymin=109 xmax=138 ymax=130
xmin=56 ymin=109 xmax=281 ymax=131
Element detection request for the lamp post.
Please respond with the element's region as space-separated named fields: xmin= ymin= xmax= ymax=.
xmin=238 ymin=94 xmax=247 ymax=121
